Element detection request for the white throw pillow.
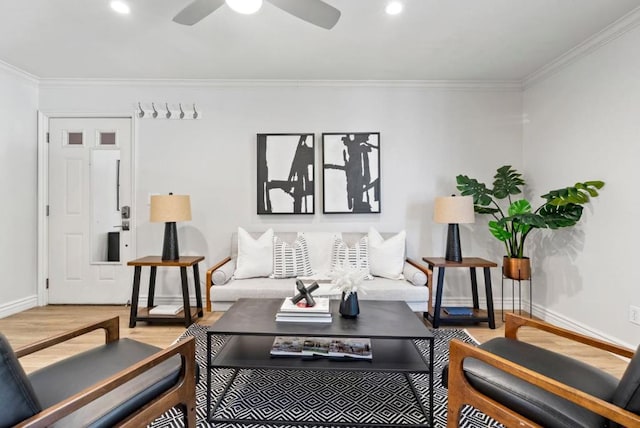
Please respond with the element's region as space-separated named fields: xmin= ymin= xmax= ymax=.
xmin=272 ymin=235 xmax=313 ymax=278
xmin=368 ymin=228 xmax=406 ymax=280
xmin=330 ymin=236 xmax=372 ymax=279
xmin=297 ymin=231 xmax=342 ymax=277
xmin=233 ymin=228 xmax=274 ymax=279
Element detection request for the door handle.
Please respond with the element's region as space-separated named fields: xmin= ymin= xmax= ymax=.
xmin=113 ymin=221 xmax=130 ymax=231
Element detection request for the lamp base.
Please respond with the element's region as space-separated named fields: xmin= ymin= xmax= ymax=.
xmin=162 ymin=222 xmax=180 ymax=261
xmin=445 ymin=223 xmax=462 ymax=262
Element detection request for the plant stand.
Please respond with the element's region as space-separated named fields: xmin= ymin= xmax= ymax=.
xmin=501 ymin=267 xmax=532 ymax=321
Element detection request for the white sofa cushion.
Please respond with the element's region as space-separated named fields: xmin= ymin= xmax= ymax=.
xmin=297 ymin=231 xmax=342 ymax=277
xmin=272 ymin=236 xmax=313 ymax=278
xmin=403 ymin=262 xmax=428 ymax=286
xmin=368 ymin=228 xmax=406 ymax=280
xmin=330 ymin=236 xmax=372 ymax=279
xmin=212 ymin=259 xmax=236 ymax=285
xmin=234 ymin=228 xmax=274 ymax=279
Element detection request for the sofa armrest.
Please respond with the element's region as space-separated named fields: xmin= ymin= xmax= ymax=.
xmin=15 ymin=317 xmax=120 ymax=358
xmin=504 ymin=313 xmax=634 ymax=358
xmin=17 ymin=336 xmax=196 ymax=428
xmin=205 ymin=257 xmax=232 ymax=312
xmin=447 ymin=339 xmax=639 ymax=428
xmin=406 ymin=258 xmax=433 ymax=314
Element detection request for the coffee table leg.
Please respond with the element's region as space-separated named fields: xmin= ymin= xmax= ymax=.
xmin=206 ymin=333 xmax=212 ymax=420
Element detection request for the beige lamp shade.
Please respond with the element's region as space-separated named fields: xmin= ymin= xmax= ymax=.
xmin=433 ymin=196 xmax=475 ymax=224
xmin=150 ymin=194 xmax=192 ymax=222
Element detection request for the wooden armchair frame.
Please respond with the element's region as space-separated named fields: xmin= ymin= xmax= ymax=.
xmin=447 ymin=313 xmax=639 ymax=428
xmin=13 ymin=316 xmax=196 ymax=428
xmin=205 ymin=256 xmax=432 ymax=313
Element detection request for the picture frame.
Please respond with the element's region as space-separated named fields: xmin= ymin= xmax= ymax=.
xmin=322 ymin=132 xmax=380 ymax=214
xmin=257 ymin=133 xmax=315 ymax=214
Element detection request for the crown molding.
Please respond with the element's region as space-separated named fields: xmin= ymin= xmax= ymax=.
xmin=0 ymin=59 xmax=39 ymax=84
xmin=38 ymin=77 xmax=522 ymax=91
xmin=523 ymin=6 xmax=640 ymax=89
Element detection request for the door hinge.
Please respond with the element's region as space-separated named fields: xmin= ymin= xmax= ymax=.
xmin=46 ymin=278 xmax=49 ymax=289
xmin=46 ymin=205 xmax=49 ymax=216
xmin=46 ymin=132 xmax=50 ymax=143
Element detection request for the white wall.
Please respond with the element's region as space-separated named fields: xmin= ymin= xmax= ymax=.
xmin=0 ymin=64 xmax=39 ymax=315
xmin=39 ymin=82 xmax=522 ymax=301
xmin=523 ymin=25 xmax=640 ymax=347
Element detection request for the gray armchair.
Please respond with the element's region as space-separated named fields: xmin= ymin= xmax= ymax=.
xmin=445 ymin=313 xmax=640 ymax=428
xmin=0 ymin=316 xmax=196 ymax=427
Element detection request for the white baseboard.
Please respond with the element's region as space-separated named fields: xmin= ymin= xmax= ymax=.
xmin=0 ymin=295 xmax=39 ymax=319
xmin=444 ymin=296 xmax=635 ymax=350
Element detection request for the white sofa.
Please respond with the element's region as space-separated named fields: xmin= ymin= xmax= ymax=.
xmin=205 ymin=231 xmax=432 ymax=313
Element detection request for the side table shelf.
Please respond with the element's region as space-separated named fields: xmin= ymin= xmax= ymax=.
xmin=501 ymin=268 xmax=532 ymax=321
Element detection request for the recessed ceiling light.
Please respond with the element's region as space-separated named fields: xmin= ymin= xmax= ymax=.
xmin=110 ymin=0 xmax=130 ymax=14
xmin=226 ymin=0 xmax=263 ymax=15
xmin=385 ymin=1 xmax=403 ymax=15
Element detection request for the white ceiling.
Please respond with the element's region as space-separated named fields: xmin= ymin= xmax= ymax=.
xmin=1 ymin=0 xmax=639 ymax=81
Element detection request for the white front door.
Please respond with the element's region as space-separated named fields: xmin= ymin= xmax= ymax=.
xmin=48 ymin=117 xmax=133 ymax=304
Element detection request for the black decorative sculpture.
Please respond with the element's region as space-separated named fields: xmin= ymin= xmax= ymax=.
xmin=292 ymin=280 xmax=319 ymax=307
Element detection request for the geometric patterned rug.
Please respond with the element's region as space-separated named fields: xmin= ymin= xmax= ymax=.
xmin=149 ymin=325 xmax=503 ymax=428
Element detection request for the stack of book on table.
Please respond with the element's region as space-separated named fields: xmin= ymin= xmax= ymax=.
xmin=149 ymin=304 xmax=183 ymax=315
xmin=275 ymin=297 xmax=332 ymax=323
xmin=270 ymin=336 xmax=372 ymax=360
xmin=443 ymin=306 xmax=474 ymax=316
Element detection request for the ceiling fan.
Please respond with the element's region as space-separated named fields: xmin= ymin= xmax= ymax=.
xmin=173 ymin=0 xmax=341 ymax=29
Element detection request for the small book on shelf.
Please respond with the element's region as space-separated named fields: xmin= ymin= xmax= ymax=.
xmin=149 ymin=304 xmax=183 ymax=315
xmin=443 ymin=306 xmax=474 ymax=316
xmin=270 ymin=336 xmax=372 ymax=360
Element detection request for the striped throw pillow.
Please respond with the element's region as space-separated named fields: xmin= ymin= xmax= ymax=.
xmin=272 ymin=236 xmax=313 ymax=279
xmin=330 ymin=236 xmax=372 ymax=279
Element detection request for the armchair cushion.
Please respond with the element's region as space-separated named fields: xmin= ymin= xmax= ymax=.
xmin=610 ymin=344 xmax=640 ymax=427
xmin=461 ymin=337 xmax=619 ymax=428
xmin=0 ymin=332 xmax=42 ymax=427
xmin=28 ymin=338 xmax=181 ymax=427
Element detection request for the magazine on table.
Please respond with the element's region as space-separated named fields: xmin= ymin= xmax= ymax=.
xmin=270 ymin=336 xmax=372 ymax=360
xmin=278 ymin=297 xmax=330 ymax=314
xmin=275 ymin=315 xmax=332 ymax=323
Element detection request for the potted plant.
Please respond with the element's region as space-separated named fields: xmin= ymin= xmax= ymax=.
xmin=456 ymin=165 xmax=604 ymax=279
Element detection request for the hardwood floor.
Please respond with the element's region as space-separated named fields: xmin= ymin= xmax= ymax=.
xmin=0 ymin=305 xmax=629 ymax=377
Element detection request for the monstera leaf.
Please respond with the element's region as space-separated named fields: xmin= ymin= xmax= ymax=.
xmin=488 ymin=220 xmax=511 ymax=242
xmin=542 ymin=181 xmax=604 ymax=206
xmin=456 ymin=175 xmax=493 ymax=206
xmin=492 ymin=165 xmax=525 ymax=199
xmin=539 ymin=203 xmax=584 ymax=229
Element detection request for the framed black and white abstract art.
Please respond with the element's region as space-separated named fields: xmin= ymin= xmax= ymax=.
xmin=257 ymin=133 xmax=315 ymax=215
xmin=322 ymin=132 xmax=380 ymax=214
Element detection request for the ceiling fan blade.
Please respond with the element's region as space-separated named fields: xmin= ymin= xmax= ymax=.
xmin=268 ymin=0 xmax=341 ymax=29
xmin=173 ymin=0 xmax=225 ymax=25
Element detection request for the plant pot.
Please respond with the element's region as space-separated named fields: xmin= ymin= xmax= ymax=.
xmin=503 ymin=256 xmax=531 ymax=280
xmin=339 ymin=292 xmax=360 ymax=318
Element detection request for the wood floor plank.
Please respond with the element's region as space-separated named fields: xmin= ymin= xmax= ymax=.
xmin=0 ymin=305 xmax=628 ymax=378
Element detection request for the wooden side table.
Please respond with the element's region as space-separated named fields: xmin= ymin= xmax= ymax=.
xmin=422 ymin=257 xmax=497 ymax=329
xmin=127 ymin=256 xmax=204 ymax=328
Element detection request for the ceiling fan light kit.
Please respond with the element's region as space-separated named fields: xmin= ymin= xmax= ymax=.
xmin=226 ymin=0 xmax=263 ymax=15
xmin=173 ymin=0 xmax=340 ymax=29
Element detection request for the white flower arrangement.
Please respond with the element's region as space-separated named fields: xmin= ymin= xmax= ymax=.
xmin=329 ymin=263 xmax=368 ymax=300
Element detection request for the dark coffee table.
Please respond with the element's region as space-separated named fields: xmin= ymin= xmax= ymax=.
xmin=206 ymin=298 xmax=435 ymax=427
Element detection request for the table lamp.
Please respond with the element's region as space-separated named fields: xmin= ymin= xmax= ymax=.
xmin=150 ymin=193 xmax=192 ymax=261
xmin=433 ymin=195 xmax=475 ymax=262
